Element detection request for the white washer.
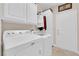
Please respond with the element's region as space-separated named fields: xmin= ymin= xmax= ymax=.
xmin=3 ymin=30 xmax=52 ymax=56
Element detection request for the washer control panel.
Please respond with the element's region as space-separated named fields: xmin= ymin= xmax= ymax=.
xmin=3 ymin=30 xmax=31 ymax=37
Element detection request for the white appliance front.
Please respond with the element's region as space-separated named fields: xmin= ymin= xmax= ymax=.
xmin=3 ymin=30 xmax=52 ymax=56
xmin=4 ymin=39 xmax=43 ymax=56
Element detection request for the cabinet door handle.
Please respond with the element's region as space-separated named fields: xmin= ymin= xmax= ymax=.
xmin=26 ymin=42 xmax=35 ymax=48
xmin=31 ymin=42 xmax=35 ymax=46
xmin=39 ymin=49 xmax=42 ymax=55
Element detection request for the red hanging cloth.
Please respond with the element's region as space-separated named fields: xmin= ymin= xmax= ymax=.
xmin=43 ymin=16 xmax=47 ymax=30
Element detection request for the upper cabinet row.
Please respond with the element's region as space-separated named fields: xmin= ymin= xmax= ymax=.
xmin=3 ymin=3 xmax=37 ymax=25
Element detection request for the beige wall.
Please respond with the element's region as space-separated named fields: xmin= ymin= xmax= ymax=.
xmin=2 ymin=20 xmax=33 ymax=31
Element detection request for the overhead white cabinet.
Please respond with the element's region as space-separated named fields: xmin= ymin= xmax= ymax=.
xmin=4 ymin=3 xmax=26 ymax=23
xmin=4 ymin=3 xmax=37 ymax=24
xmin=4 ymin=4 xmax=26 ymax=19
xmin=27 ymin=4 xmax=37 ymax=25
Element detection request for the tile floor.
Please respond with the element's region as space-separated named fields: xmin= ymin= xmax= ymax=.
xmin=52 ymin=47 xmax=79 ymax=56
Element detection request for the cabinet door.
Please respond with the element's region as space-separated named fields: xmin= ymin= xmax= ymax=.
xmin=43 ymin=36 xmax=52 ymax=56
xmin=21 ymin=39 xmax=43 ymax=56
xmin=20 ymin=39 xmax=43 ymax=56
xmin=4 ymin=3 xmax=26 ymax=23
xmin=56 ymin=9 xmax=77 ymax=51
xmin=27 ymin=4 xmax=37 ymax=25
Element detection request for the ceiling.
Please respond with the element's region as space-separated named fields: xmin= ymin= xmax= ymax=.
xmin=37 ymin=3 xmax=62 ymax=12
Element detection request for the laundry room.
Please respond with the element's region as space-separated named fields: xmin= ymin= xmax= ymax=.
xmin=0 ymin=2 xmax=79 ymax=56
